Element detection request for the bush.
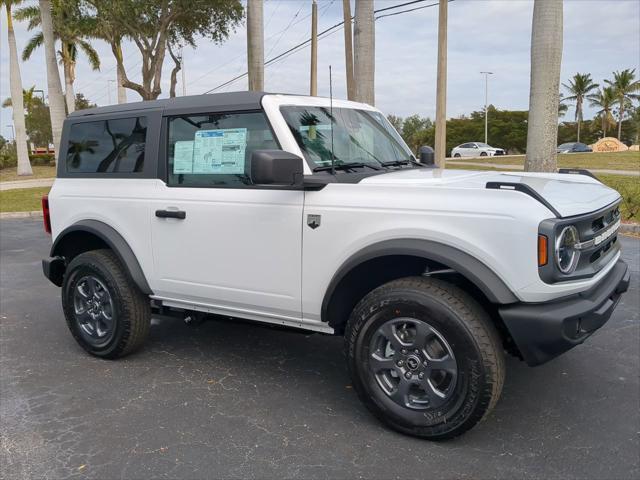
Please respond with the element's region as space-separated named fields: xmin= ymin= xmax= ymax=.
xmin=0 ymin=144 xmax=17 ymax=169
xmin=29 ymin=153 xmax=55 ymax=166
xmin=599 ymin=174 xmax=640 ymax=222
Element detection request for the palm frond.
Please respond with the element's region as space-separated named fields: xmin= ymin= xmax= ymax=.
xmin=78 ymin=39 xmax=101 ymax=70
xmin=21 ymin=31 xmax=44 ymax=61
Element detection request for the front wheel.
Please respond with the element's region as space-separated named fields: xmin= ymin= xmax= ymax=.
xmin=345 ymin=277 xmax=504 ymax=440
xmin=480 ymin=151 xmax=488 ymax=157
xmin=62 ymin=249 xmax=150 ymax=359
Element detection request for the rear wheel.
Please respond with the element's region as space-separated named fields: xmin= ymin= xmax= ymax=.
xmin=345 ymin=277 xmax=504 ymax=440
xmin=62 ymin=249 xmax=150 ymax=359
xmin=453 ymin=153 xmax=461 ymax=158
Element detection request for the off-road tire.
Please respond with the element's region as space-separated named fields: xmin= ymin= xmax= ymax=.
xmin=62 ymin=249 xmax=150 ymax=359
xmin=345 ymin=276 xmax=505 ymax=440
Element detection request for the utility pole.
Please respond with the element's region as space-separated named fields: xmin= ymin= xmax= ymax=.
xmin=310 ymin=0 xmax=318 ymax=96
xmin=247 ymin=0 xmax=264 ymax=91
xmin=354 ymin=0 xmax=375 ymax=105
xmin=181 ymin=46 xmax=187 ymax=96
xmin=343 ymin=0 xmax=355 ymax=100
xmin=481 ymin=71 xmax=493 ymax=144
xmin=434 ymin=0 xmax=448 ymax=168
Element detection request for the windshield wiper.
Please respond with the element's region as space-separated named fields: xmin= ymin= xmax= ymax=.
xmin=313 ymin=162 xmax=382 ymax=172
xmin=381 ymin=159 xmax=425 ymax=168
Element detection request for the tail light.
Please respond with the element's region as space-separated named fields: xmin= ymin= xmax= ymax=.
xmin=42 ymin=195 xmax=51 ymax=234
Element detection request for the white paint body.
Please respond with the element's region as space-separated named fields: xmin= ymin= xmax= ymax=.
xmin=48 ymin=95 xmax=622 ymax=334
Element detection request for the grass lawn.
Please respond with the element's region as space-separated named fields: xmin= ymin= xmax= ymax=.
xmin=0 ymin=165 xmax=57 ymax=182
xmin=0 ymin=187 xmax=51 ymax=213
xmin=449 ymin=151 xmax=639 ymax=172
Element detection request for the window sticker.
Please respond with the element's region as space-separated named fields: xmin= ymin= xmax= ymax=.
xmin=192 ymin=128 xmax=247 ymax=174
xmin=173 ymin=140 xmax=194 ymax=173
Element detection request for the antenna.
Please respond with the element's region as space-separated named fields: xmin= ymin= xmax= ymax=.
xmin=329 ymin=65 xmax=335 ymax=175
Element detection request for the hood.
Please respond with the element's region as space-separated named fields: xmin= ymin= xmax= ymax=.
xmin=359 ymin=168 xmax=621 ymax=218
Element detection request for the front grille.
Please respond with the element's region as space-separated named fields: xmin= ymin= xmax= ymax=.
xmin=538 ymin=200 xmax=622 ymax=283
xmin=494 ymin=150 xmax=505 ymax=156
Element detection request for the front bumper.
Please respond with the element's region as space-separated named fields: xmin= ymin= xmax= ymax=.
xmin=499 ymin=259 xmax=630 ymax=366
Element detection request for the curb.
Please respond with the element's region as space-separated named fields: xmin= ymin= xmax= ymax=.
xmin=0 ymin=210 xmax=43 ymax=219
xmin=621 ymin=223 xmax=640 ymax=235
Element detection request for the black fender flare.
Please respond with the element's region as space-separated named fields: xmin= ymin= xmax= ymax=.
xmin=321 ymin=238 xmax=518 ymax=323
xmin=50 ymin=219 xmax=153 ymax=295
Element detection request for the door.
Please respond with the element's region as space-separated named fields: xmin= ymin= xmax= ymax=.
xmin=150 ymin=111 xmax=304 ymax=321
xmin=459 ymin=143 xmax=475 ymax=157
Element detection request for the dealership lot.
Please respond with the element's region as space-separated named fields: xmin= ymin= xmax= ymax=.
xmin=1 ymin=219 xmax=638 ymax=479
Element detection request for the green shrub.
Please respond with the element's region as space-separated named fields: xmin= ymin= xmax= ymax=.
xmin=29 ymin=153 xmax=55 ymax=166
xmin=0 ymin=144 xmax=17 ymax=169
xmin=599 ymin=174 xmax=640 ymax=222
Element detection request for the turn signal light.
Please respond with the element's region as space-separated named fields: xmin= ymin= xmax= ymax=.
xmin=538 ymin=234 xmax=548 ymax=266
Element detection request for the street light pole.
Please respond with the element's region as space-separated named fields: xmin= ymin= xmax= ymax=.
xmin=480 ymin=71 xmax=493 ymax=144
xmin=108 ymin=80 xmax=116 ymax=104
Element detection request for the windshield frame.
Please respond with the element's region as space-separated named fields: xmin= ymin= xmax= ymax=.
xmin=279 ymin=105 xmax=415 ymax=172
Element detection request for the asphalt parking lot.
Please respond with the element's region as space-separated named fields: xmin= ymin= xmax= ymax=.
xmin=1 ymin=219 xmax=638 ymax=479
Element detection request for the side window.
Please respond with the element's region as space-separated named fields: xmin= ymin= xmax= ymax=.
xmin=460 ymin=143 xmax=471 ymax=149
xmin=66 ymin=117 xmax=146 ymax=173
xmin=167 ymin=111 xmax=278 ymax=187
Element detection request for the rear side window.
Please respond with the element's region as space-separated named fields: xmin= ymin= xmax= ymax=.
xmin=167 ymin=111 xmax=278 ymax=187
xmin=66 ymin=117 xmax=147 ymax=173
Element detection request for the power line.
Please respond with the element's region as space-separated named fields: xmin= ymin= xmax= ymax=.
xmin=203 ymin=0 xmax=445 ymax=95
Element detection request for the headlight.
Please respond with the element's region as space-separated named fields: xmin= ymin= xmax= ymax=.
xmin=555 ymin=225 xmax=580 ymax=274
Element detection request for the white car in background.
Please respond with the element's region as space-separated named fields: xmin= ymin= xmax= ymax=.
xmin=451 ymin=142 xmax=506 ymax=157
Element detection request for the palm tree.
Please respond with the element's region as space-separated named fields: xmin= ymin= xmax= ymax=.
xmin=558 ymin=92 xmax=569 ymax=118
xmin=16 ymin=1 xmax=100 ymax=113
xmin=39 ymin=0 xmax=66 ymax=164
xmin=562 ymin=73 xmax=598 ymax=142
xmin=2 ymin=0 xmax=33 ymax=176
xmin=525 ymin=0 xmax=563 ymax=172
xmin=605 ymin=69 xmax=640 ymax=141
xmin=588 ymin=86 xmax=616 ymax=138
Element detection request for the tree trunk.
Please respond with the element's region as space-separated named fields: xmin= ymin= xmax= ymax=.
xmin=168 ymin=43 xmax=181 ymax=98
xmin=576 ymin=100 xmax=581 ymax=142
xmin=62 ymin=54 xmax=76 ymax=114
xmin=6 ymin=5 xmax=33 ymax=176
xmin=354 ymin=0 xmax=375 ymax=105
xmin=617 ymin=100 xmax=624 ymax=140
xmin=247 ymin=0 xmax=264 ymax=91
xmin=434 ymin=0 xmax=448 ymax=168
xmin=524 ymin=0 xmax=563 ymax=172
xmin=342 ymin=0 xmax=355 ymax=100
xmin=39 ymin=0 xmax=66 ymax=164
xmin=114 ymin=41 xmax=127 ymax=104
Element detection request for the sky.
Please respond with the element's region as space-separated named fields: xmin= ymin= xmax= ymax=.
xmin=1 ymin=0 xmax=639 ymax=141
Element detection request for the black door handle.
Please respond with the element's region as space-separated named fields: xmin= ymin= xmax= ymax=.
xmin=155 ymin=209 xmax=186 ymax=219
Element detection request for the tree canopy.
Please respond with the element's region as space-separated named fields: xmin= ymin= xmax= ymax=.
xmin=85 ymin=0 xmax=243 ymax=100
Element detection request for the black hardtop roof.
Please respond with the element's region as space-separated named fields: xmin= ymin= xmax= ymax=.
xmin=68 ymin=91 xmax=273 ymax=118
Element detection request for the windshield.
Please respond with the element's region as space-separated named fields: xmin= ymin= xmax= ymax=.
xmin=476 ymin=143 xmax=491 ymax=148
xmin=280 ymin=106 xmax=414 ymax=169
xmin=558 ymin=143 xmax=574 ymax=148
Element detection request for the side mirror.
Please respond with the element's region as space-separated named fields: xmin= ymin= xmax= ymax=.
xmin=418 ymin=145 xmax=435 ymax=167
xmin=473 ymin=144 xmax=479 ymax=149
xmin=250 ymin=150 xmax=304 ymax=186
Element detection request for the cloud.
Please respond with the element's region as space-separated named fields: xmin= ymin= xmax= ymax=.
xmin=1 ymin=0 xmax=639 ymax=140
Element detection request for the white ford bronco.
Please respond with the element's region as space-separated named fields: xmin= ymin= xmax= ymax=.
xmin=42 ymin=92 xmax=630 ymax=439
